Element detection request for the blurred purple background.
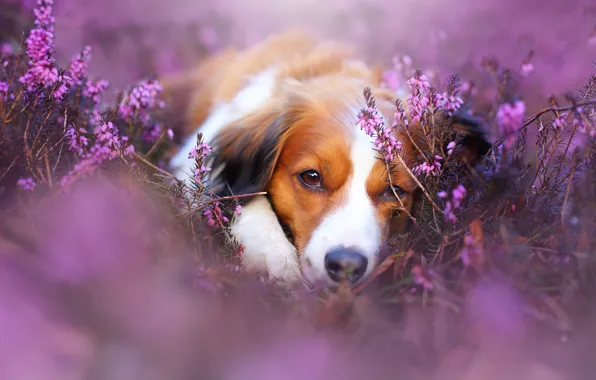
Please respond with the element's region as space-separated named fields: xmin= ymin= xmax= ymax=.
xmin=4 ymin=0 xmax=594 ymax=108
xmin=44 ymin=0 xmax=595 ymax=108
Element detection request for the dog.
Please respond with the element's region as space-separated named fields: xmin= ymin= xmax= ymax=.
xmin=163 ymin=30 xmax=491 ymax=287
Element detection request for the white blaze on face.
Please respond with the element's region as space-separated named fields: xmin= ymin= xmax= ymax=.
xmin=301 ymin=123 xmax=382 ymax=285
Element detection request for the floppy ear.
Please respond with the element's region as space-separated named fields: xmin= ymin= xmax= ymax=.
xmin=448 ymin=111 xmax=493 ymax=164
xmin=399 ymin=109 xmax=493 ymax=168
xmin=209 ymin=108 xmax=297 ymax=198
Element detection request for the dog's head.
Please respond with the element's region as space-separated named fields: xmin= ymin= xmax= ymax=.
xmin=211 ymin=76 xmax=492 ymax=286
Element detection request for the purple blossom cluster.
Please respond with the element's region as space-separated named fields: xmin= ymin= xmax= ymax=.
xmin=16 ymin=0 xmax=98 ymax=102
xmin=5 ymin=0 xmax=175 ymax=196
xmin=80 ymin=78 xmax=111 ymax=128
xmin=142 ymin=123 xmax=175 ymax=144
xmin=118 ymin=79 xmax=166 ymax=123
xmin=17 ymin=177 xmax=37 ymax=191
xmin=437 ymin=184 xmax=467 ymax=223
xmin=83 ymin=79 xmax=110 ymax=104
xmin=67 ymin=46 xmax=92 ymax=86
xmin=189 ymin=141 xmax=214 ymax=183
xmin=551 ymin=112 xmax=568 ymax=131
xmin=446 ymin=141 xmax=456 ymax=156
xmin=520 ymin=62 xmax=534 ymax=77
xmin=65 ymin=126 xmax=89 ymax=155
xmin=392 ymin=100 xmax=410 ymax=128
xmin=203 ymin=202 xmax=229 ymax=228
xmin=404 ymin=69 xmax=464 ymax=122
xmin=356 ymin=89 xmax=403 ymax=161
xmin=0 ymin=81 xmax=9 ymax=100
xmin=0 ymin=43 xmax=12 ymax=55
xmin=19 ymin=0 xmax=58 ymax=92
xmin=435 ymin=92 xmax=464 ymax=115
xmin=496 ymin=100 xmax=526 ymax=149
xmin=61 ymin=122 xmax=134 ymax=188
xmin=53 ymin=46 xmax=94 ymax=100
xmin=406 ymin=70 xmax=431 ymax=122
xmin=574 ymin=111 xmax=596 ymax=138
xmin=413 ymin=155 xmax=443 ymax=177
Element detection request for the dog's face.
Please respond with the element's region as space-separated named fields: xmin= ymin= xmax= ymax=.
xmin=211 ymin=78 xmax=490 ymax=286
xmin=266 ymin=106 xmax=416 ymax=285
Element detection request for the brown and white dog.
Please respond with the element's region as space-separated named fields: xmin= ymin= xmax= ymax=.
xmin=163 ymin=30 xmax=491 ymax=287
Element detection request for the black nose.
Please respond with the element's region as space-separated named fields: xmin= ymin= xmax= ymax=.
xmin=324 ymin=247 xmax=368 ymax=284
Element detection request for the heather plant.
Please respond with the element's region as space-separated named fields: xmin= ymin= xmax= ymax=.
xmin=368 ymin=57 xmax=596 ymax=310
xmin=0 ymin=0 xmax=251 ymax=263
xmin=1 ymin=1 xmax=596 ymax=379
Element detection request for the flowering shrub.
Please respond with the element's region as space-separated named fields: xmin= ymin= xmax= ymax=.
xmin=1 ymin=1 xmax=596 ymax=379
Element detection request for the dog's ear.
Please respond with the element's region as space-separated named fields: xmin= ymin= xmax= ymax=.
xmin=399 ymin=109 xmax=493 ymax=167
xmin=209 ymin=108 xmax=297 ymax=197
xmin=448 ymin=111 xmax=493 ymax=165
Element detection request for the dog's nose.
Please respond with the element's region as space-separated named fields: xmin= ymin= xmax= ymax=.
xmin=324 ymin=247 xmax=368 ymax=284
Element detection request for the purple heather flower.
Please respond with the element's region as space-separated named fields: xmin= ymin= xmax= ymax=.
xmin=0 ymin=81 xmax=9 ymax=100
xmin=67 ymin=45 xmax=91 ymax=86
xmin=574 ymin=115 xmax=595 ymax=137
xmin=60 ymin=121 xmax=133 ymax=188
xmin=118 ymin=79 xmax=165 ymax=123
xmin=436 ymin=92 xmax=464 ymax=115
xmin=95 ymin=122 xmax=122 ymax=149
xmin=0 ymin=43 xmax=13 ymax=55
xmin=143 ymin=124 xmax=163 ymax=143
xmin=33 ymin=0 xmax=55 ymax=28
xmin=356 ymin=106 xmax=402 ymax=161
xmin=66 ymin=126 xmax=89 ymax=155
xmin=406 ymin=71 xmax=431 ymax=94
xmin=189 ymin=141 xmax=213 ymax=159
xmin=203 ymin=202 xmax=229 ymax=228
xmin=53 ymin=76 xmax=69 ymax=100
xmin=88 ymin=109 xmax=103 ymax=128
xmin=406 ymin=93 xmax=429 ymax=123
xmin=194 ymin=165 xmax=212 ymax=182
xmin=413 ymin=155 xmax=443 ymax=177
xmin=392 ymin=101 xmax=410 ymax=128
xmin=446 ymin=141 xmax=456 ymax=156
xmin=439 ymin=184 xmax=467 ymax=224
xmin=19 ymin=0 xmax=59 ymax=91
xmin=496 ymin=100 xmax=526 ymax=149
xmin=83 ymin=79 xmax=109 ymax=104
xmin=520 ymin=62 xmax=534 ymax=77
xmin=189 ymin=140 xmax=214 ymax=183
xmin=451 ymin=184 xmax=466 ymax=208
xmin=552 ymin=112 xmax=568 ymax=131
xmin=17 ymin=177 xmax=36 ymax=191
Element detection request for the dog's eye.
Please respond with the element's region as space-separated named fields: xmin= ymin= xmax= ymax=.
xmin=298 ymin=169 xmax=322 ymax=189
xmin=381 ymin=185 xmax=405 ymax=200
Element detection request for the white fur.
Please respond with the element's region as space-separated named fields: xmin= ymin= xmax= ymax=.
xmin=301 ymin=119 xmax=382 ymax=285
xmin=231 ymin=196 xmax=302 ymax=283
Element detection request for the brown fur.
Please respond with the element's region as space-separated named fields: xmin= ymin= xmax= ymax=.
xmin=161 ymin=29 xmax=384 ymax=142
